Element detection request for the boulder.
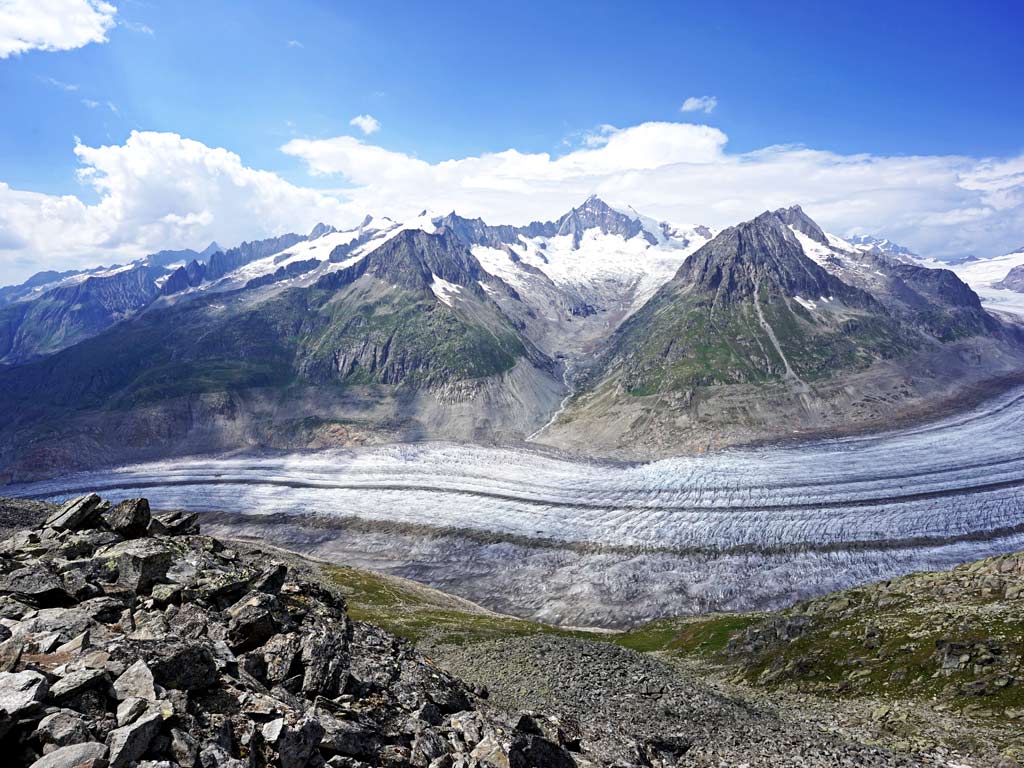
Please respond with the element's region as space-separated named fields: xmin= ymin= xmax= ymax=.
xmin=28 ymin=741 xmax=107 ymax=768
xmin=44 ymin=495 xmax=103 ymax=532
xmin=107 ymin=712 xmax=163 ymax=768
xmin=411 ymin=729 xmax=449 ymax=767
xmin=251 ymin=563 xmax=288 ymax=594
xmin=98 ymin=539 xmax=175 ymax=594
xmin=113 ymin=660 xmax=157 ymax=701
xmin=149 ymin=511 xmax=199 ymax=537
xmin=116 ymin=697 xmax=148 ymax=727
xmin=227 ymin=591 xmax=281 ymax=653
xmin=273 ymin=718 xmax=325 ymax=768
xmin=102 ymin=499 xmax=151 ymax=539
xmin=35 ymin=709 xmax=91 ymax=753
xmin=146 ymin=642 xmax=219 ymax=692
xmin=0 ymin=565 xmax=72 ymax=607
xmin=0 ymin=669 xmax=49 ymax=716
xmin=50 ymin=668 xmax=110 ymax=702
xmin=509 ymin=734 xmax=576 ymax=768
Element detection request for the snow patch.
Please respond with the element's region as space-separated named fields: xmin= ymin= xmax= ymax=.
xmin=431 ymin=275 xmax=462 ymax=307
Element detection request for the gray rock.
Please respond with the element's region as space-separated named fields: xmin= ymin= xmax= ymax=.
xmin=107 ymin=712 xmax=162 ymax=768
xmin=170 ymin=728 xmax=198 ymax=767
xmin=0 ymin=669 xmax=49 ymax=716
xmin=251 ymin=563 xmax=287 ymax=594
xmin=0 ymin=565 xmax=71 ymax=607
xmin=35 ymin=709 xmax=91 ymax=753
xmin=98 ymin=540 xmax=173 ymax=594
xmin=55 ymin=630 xmax=90 ymax=655
xmin=50 ymin=668 xmax=109 ymax=701
xmin=276 ymin=718 xmax=325 ymax=768
xmin=113 ymin=660 xmax=157 ymax=701
xmin=509 ymin=734 xmax=576 ymax=768
xmin=44 ymin=495 xmax=103 ymax=532
xmin=29 ymin=741 xmax=107 ymax=768
xmin=149 ymin=511 xmax=199 ymax=537
xmin=227 ymin=591 xmax=280 ymax=653
xmin=146 ymin=641 xmax=218 ymax=692
xmin=317 ymin=714 xmax=380 ymax=758
xmin=411 ymin=729 xmax=449 ymax=767
xmin=116 ymin=697 xmax=148 ymax=727
xmin=101 ymin=499 xmax=151 ymax=539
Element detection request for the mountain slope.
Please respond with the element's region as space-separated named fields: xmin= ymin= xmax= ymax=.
xmin=0 ymin=228 xmax=561 ymax=480
xmin=537 ymin=207 xmax=1024 ymax=457
xmin=0 ymin=263 xmax=167 ymax=365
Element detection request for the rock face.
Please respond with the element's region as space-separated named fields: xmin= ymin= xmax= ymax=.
xmin=995 ymin=264 xmax=1024 ymax=292
xmin=0 ymin=494 xmax=577 ymax=768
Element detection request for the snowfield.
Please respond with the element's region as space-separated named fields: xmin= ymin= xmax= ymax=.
xmin=11 ymin=386 xmax=1024 ymax=626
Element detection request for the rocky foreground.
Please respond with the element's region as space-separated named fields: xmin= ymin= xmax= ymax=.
xmin=0 ymin=494 xmax=580 ymax=768
xmin=0 ymin=493 xmax=991 ymax=767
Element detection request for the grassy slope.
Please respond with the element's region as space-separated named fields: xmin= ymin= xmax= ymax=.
xmin=323 ymin=551 xmax=1024 ymax=762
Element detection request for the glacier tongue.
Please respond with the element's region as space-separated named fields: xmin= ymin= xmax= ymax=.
xmin=12 ymin=385 xmax=1024 ymax=627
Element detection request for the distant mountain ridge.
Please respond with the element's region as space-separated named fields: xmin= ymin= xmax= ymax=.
xmin=1 ymin=198 xmax=1022 ymax=479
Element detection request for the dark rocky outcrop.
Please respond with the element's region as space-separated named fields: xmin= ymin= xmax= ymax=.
xmin=0 ymin=494 xmax=579 ymax=768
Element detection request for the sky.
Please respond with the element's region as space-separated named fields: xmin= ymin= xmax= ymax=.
xmin=0 ymin=0 xmax=1022 ymax=284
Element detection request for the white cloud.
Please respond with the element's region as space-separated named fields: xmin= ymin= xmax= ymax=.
xmin=120 ymin=20 xmax=154 ymax=36
xmin=283 ymin=121 xmax=1024 ymax=262
xmin=681 ymin=96 xmax=718 ymax=114
xmin=0 ymin=0 xmax=117 ymax=58
xmin=2 ymin=121 xmax=1024 ymax=285
xmin=81 ymin=98 xmax=99 ymax=108
xmin=0 ymin=131 xmax=362 ymax=284
xmin=286 ymin=39 xmax=303 ymax=48
xmin=349 ymin=114 xmax=381 ymax=135
xmin=39 ymin=75 xmax=78 ymax=91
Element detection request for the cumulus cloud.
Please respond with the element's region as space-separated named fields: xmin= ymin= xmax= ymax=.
xmin=2 ymin=121 xmax=1024 ymax=285
xmin=349 ymin=114 xmax=381 ymax=135
xmin=0 ymin=131 xmax=362 ymax=284
xmin=283 ymin=121 xmax=1024 ymax=261
xmin=286 ymin=39 xmax=303 ymax=48
xmin=681 ymin=96 xmax=717 ymax=114
xmin=0 ymin=0 xmax=117 ymax=58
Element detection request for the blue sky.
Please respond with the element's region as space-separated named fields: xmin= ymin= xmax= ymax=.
xmin=1 ymin=0 xmax=1022 ymax=282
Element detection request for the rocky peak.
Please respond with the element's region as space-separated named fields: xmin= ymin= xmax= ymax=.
xmin=770 ymin=204 xmax=829 ymax=245
xmin=319 ymin=227 xmax=486 ymax=296
xmin=674 ymin=211 xmax=871 ymax=307
xmin=308 ymin=222 xmax=337 ymax=240
xmin=198 ymin=241 xmax=223 ymax=260
xmin=555 ymin=196 xmax=656 ymax=247
xmin=432 ymin=212 xmax=521 ymax=250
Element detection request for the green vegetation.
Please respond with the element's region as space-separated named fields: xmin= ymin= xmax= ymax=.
xmin=324 ymin=565 xmax=595 ymax=645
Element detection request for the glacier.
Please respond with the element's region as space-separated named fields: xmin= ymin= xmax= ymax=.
xmin=9 ymin=385 xmax=1024 ymax=627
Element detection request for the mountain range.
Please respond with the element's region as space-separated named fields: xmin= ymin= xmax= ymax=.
xmin=1 ymin=197 xmax=1023 ymax=480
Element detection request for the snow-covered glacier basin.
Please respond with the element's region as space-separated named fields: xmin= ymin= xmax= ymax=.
xmin=10 ymin=386 xmax=1024 ymax=626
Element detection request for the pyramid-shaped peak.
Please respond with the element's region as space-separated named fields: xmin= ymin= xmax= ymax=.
xmin=768 ymin=204 xmax=828 ymax=245
xmin=556 ymin=196 xmax=654 ymax=246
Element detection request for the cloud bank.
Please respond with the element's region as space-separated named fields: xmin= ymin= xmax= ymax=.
xmin=1 ymin=121 xmax=1023 ymax=284
xmin=0 ymin=0 xmax=117 ymax=58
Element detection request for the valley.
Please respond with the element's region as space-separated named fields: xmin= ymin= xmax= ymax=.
xmin=10 ymin=382 xmax=1024 ymax=628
